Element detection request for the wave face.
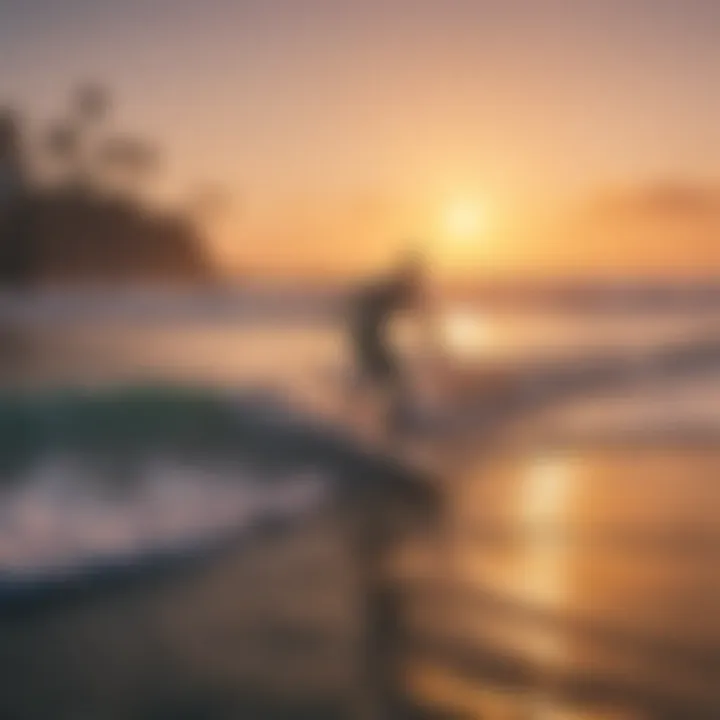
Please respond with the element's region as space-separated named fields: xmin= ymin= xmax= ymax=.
xmin=0 ymin=385 xmax=332 ymax=583
xmin=0 ymin=385 xmax=268 ymax=475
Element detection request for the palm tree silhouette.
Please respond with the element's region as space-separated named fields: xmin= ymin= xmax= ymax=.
xmin=46 ymin=123 xmax=80 ymax=182
xmin=45 ymin=83 xmax=110 ymax=189
xmin=98 ymin=136 xmax=160 ymax=200
xmin=74 ymin=84 xmax=109 ymax=126
xmin=44 ymin=85 xmax=161 ymax=199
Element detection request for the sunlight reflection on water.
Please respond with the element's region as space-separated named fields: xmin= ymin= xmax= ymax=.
xmin=442 ymin=309 xmax=497 ymax=358
xmin=517 ymin=453 xmax=576 ymax=664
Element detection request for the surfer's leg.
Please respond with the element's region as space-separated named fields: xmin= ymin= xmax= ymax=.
xmin=382 ymin=356 xmax=415 ymax=440
xmin=349 ymin=347 xmax=388 ymax=436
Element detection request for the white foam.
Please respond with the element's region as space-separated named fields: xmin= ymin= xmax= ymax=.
xmin=0 ymin=455 xmax=329 ymax=574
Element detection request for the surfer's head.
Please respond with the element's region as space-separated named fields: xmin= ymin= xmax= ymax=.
xmin=398 ymin=246 xmax=426 ymax=279
xmin=396 ymin=245 xmax=426 ymax=288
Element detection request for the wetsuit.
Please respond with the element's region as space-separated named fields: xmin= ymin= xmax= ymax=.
xmin=350 ymin=274 xmax=416 ymax=392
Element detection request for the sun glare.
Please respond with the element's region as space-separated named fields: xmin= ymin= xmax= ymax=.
xmin=443 ymin=200 xmax=486 ymax=243
xmin=443 ymin=310 xmax=494 ymax=356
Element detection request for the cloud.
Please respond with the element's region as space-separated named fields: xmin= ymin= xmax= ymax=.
xmin=525 ymin=181 xmax=720 ymax=275
xmin=589 ymin=181 xmax=720 ymax=224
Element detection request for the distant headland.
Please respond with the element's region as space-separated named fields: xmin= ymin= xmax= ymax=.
xmin=0 ymin=86 xmax=216 ymax=286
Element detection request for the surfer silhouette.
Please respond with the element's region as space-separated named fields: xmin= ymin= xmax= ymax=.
xmin=348 ymin=251 xmax=426 ymax=437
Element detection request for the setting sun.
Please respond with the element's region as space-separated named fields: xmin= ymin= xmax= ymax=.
xmin=443 ymin=201 xmax=487 ymax=243
xmin=430 ymin=199 xmax=490 ymax=272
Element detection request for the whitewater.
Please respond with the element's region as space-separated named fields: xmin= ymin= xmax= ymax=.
xmin=1 ymin=286 xmax=720 ymax=588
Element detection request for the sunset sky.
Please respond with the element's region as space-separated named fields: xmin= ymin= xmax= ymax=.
xmin=2 ymin=0 xmax=719 ymax=277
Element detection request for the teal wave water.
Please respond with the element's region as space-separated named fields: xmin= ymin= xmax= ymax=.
xmin=0 ymin=385 xmax=248 ymax=476
xmin=0 ymin=383 xmax=358 ymax=479
xmin=0 ymin=385 xmax=345 ymax=590
xmin=0 ymin=382 xmax=431 ymax=589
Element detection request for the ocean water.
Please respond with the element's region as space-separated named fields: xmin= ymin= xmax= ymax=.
xmin=2 ymin=287 xmax=720 ymax=718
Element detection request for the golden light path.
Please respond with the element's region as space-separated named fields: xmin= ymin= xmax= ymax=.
xmin=518 ymin=452 xmax=576 ymax=664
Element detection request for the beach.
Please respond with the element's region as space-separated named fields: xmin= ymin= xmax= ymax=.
xmin=1 ymin=288 xmax=720 ymax=718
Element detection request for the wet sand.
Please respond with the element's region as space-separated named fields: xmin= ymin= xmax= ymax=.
xmin=3 ymin=447 xmax=720 ymax=719
xmin=0 ymin=513 xmax=363 ymax=720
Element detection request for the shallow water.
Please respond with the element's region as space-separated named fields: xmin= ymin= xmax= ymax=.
xmin=399 ymin=446 xmax=720 ymax=717
xmin=2 ymin=289 xmax=720 ymax=718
